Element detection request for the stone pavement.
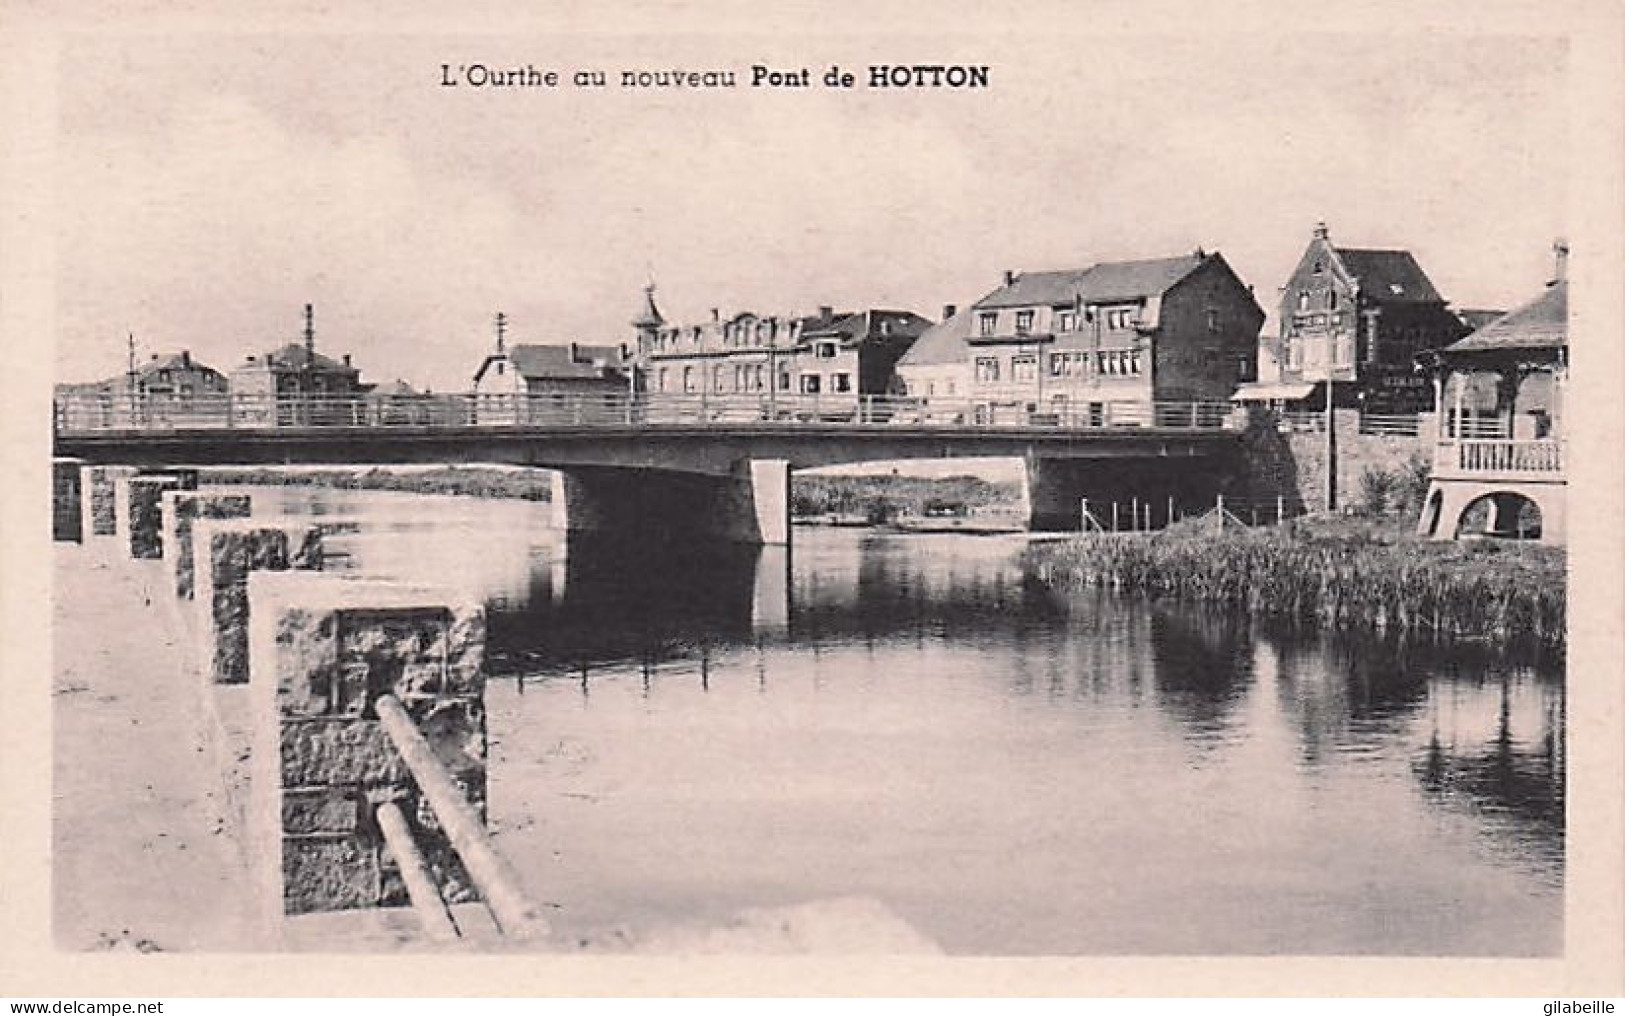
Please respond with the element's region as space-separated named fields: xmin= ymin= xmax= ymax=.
xmin=52 ymin=542 xmax=257 ymax=952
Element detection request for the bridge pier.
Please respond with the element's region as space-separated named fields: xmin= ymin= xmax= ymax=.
xmin=53 ymin=458 xmax=85 ymax=543
xmin=1023 ymin=454 xmax=1231 ymax=531
xmin=550 ymin=459 xmax=791 ymax=545
xmin=193 ymin=519 xmax=327 ymax=684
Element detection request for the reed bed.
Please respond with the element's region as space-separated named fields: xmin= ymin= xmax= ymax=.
xmin=1023 ymin=517 xmax=1565 ymax=648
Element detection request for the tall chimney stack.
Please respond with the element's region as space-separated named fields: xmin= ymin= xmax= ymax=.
xmin=304 ymin=303 xmax=315 ymax=360
xmin=1550 ymin=238 xmax=1569 ymax=286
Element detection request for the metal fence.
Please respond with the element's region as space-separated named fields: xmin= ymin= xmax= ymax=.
xmin=54 ymin=391 xmax=1243 ymax=435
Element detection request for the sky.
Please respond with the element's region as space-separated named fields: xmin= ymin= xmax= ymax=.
xmin=53 ymin=27 xmax=1570 ymax=391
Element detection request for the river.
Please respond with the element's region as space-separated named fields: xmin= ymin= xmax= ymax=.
xmin=233 ymin=484 xmax=1564 ymax=956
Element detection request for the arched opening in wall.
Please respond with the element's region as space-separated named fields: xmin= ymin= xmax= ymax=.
xmin=1419 ymin=487 xmax=1444 ymax=537
xmin=1455 ymin=491 xmax=1543 ymax=541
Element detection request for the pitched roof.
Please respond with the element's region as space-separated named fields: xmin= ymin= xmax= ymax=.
xmin=1333 ymin=248 xmax=1444 ymax=304
xmin=897 ymin=309 xmax=975 ymax=366
xmin=369 ymin=379 xmax=419 ymax=397
xmin=137 ymin=352 xmax=222 ymax=378
xmin=246 ymin=343 xmax=355 ymax=373
xmin=972 ymin=254 xmax=1208 ymax=309
xmin=508 ymin=343 xmax=627 ymax=380
xmin=1444 ymin=280 xmax=1566 ymax=352
xmin=1455 ymin=308 xmax=1506 ymax=332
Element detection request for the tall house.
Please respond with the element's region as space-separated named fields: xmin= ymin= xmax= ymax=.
xmin=631 ymin=283 xmax=931 ymax=403
xmin=954 ymin=250 xmax=1263 ymax=418
xmin=1269 ymin=222 xmax=1467 ymax=411
xmin=228 ymin=304 xmax=369 ymax=423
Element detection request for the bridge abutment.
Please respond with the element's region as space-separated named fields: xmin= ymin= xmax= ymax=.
xmin=550 ymin=459 xmax=791 ymax=545
xmin=1024 ymin=453 xmax=1232 ymax=531
xmin=53 ymin=458 xmax=85 ymax=543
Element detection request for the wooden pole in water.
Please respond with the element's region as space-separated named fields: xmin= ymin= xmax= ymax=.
xmin=1112 ymin=502 xmax=1119 ymax=532
xmin=1131 ymin=497 xmax=1139 ymax=532
xmin=1167 ymin=496 xmax=1174 ymax=529
xmin=1080 ymin=498 xmax=1089 ymax=532
xmin=1277 ymin=494 xmax=1285 ymax=525
xmin=375 ymin=695 xmax=548 ymax=940
xmin=1216 ymin=493 xmax=1226 ymax=532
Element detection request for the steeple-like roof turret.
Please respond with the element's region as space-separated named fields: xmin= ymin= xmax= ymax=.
xmin=632 ymin=282 xmax=665 ymax=329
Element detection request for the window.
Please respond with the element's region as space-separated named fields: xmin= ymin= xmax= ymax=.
xmin=800 ymin=374 xmax=822 ymax=394
xmin=1012 ymin=354 xmax=1037 ymax=382
xmin=1312 ymin=259 xmax=1324 ymax=275
xmin=657 ymin=367 xmax=668 ymax=392
xmin=1328 ymin=290 xmax=1338 ymax=311
xmin=1105 ymin=307 xmax=1136 ymax=330
xmin=778 ymin=370 xmax=791 ymax=391
xmin=733 ymin=365 xmax=744 ymax=391
xmin=1389 ymin=283 xmax=1405 ymax=296
xmin=1015 ymin=310 xmax=1035 ymax=335
xmin=978 ymin=312 xmax=998 ymax=337
xmin=1056 ymin=309 xmax=1078 ymax=332
xmin=1097 ymin=350 xmax=1142 ymax=376
xmin=1236 ymin=355 xmax=1254 ymax=381
xmin=817 ymin=342 xmax=838 ymax=359
xmin=1297 ymin=290 xmax=1311 ymax=312
xmin=975 ymin=356 xmax=1000 ymax=382
xmin=1049 ymin=352 xmax=1067 ymax=377
xmin=754 ymin=364 xmax=765 ymax=391
xmin=833 ymin=373 xmax=852 ymax=393
xmin=1206 ymin=308 xmax=1221 ymax=333
xmin=683 ymin=365 xmax=695 ymax=393
xmin=712 ymin=365 xmax=724 ymax=391
xmin=1287 ymin=338 xmax=1303 ymax=370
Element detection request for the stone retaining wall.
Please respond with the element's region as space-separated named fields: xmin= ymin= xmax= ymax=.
xmin=194 ymin=521 xmax=326 ymax=685
xmin=247 ymin=574 xmax=487 ymax=924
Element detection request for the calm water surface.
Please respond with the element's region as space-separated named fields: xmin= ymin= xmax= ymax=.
xmin=242 ymin=485 xmax=1564 ymax=955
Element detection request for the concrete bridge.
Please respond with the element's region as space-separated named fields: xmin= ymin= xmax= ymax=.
xmin=54 ymin=391 xmax=1245 ymax=543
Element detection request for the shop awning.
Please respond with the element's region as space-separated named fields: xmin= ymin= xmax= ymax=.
xmin=1230 ymin=382 xmax=1318 ymax=402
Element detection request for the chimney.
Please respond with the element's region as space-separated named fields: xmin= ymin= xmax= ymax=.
xmin=942 ymin=303 xmax=957 ymax=322
xmin=818 ymin=305 xmax=833 ymax=322
xmin=1313 ymin=220 xmax=1329 ymax=241
xmin=570 ymin=341 xmax=580 ymax=362
xmin=342 ymin=353 xmax=352 ymax=367
xmin=711 ymin=307 xmax=720 ymax=322
xmin=150 ymin=353 xmax=158 ymax=361
xmin=1550 ymin=238 xmax=1569 ymax=286
xmin=304 ymin=303 xmax=315 ymax=360
xmin=1003 ymin=270 xmax=1016 ymax=286
xmin=181 ymin=350 xmax=191 ymax=368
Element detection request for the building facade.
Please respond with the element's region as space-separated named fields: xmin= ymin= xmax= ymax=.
xmin=228 ymin=305 xmax=369 ymax=424
xmin=1264 ymin=223 xmax=1468 ymax=412
xmin=631 ymin=284 xmax=931 ymax=412
xmin=53 ymin=350 xmax=230 ymax=428
xmin=1418 ymin=248 xmax=1567 ymax=544
xmin=916 ymin=250 xmax=1263 ymax=423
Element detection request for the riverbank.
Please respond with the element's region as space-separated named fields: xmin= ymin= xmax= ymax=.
xmin=1023 ymin=515 xmax=1565 ymax=649
xmin=201 ymin=465 xmax=555 ymax=500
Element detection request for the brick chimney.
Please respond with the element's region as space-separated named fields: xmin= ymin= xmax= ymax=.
xmin=818 ymin=305 xmax=833 ymax=322
xmin=1313 ymin=220 xmax=1329 ymax=241
xmin=942 ymin=303 xmax=957 ymax=322
xmin=181 ymin=350 xmax=192 ymax=368
xmin=1003 ymin=270 xmax=1016 ymax=286
xmin=1550 ymin=238 xmax=1569 ymax=286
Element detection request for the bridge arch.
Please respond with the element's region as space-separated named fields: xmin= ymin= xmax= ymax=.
xmin=1454 ymin=490 xmax=1542 ymax=541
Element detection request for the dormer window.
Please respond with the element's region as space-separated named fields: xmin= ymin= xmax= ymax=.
xmin=1014 ymin=310 xmax=1035 ymax=335
xmin=1104 ymin=307 xmax=1135 ymax=330
xmin=978 ymin=312 xmax=998 ymax=337
xmin=1056 ymin=310 xmax=1078 ymax=332
xmin=1297 ymin=290 xmax=1311 ymax=312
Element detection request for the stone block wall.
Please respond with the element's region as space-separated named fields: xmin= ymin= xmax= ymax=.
xmin=128 ymin=476 xmax=184 ymax=558
xmin=247 ymin=573 xmax=487 ymax=923
xmin=52 ymin=458 xmax=84 ymax=543
xmin=84 ymin=465 xmax=137 ymax=537
xmin=194 ymin=521 xmax=326 ymax=685
xmin=165 ymin=492 xmax=254 ymax=599
xmin=1234 ymin=408 xmax=1436 ymax=517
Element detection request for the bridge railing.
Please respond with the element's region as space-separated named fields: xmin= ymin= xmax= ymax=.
xmin=52 ymin=390 xmax=1243 ymax=434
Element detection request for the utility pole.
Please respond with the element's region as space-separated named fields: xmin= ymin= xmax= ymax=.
xmin=126 ymin=331 xmax=138 ymax=425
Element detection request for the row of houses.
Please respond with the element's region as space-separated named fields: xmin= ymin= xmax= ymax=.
xmin=56 ymin=226 xmax=1566 ymax=442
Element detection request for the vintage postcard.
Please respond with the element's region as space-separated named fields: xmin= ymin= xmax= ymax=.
xmin=3 ymin=0 xmax=1622 ymax=999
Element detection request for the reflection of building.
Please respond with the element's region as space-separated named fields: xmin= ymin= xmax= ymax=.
xmin=1418 ymin=245 xmax=1567 ymax=544
xmin=631 ymin=284 xmax=931 ymax=409
xmin=1257 ymin=222 xmax=1467 ymax=412
xmin=925 ymin=250 xmax=1263 ymax=424
xmin=228 ymin=304 xmax=369 ymax=424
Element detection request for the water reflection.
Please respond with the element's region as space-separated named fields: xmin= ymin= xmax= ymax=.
xmin=239 ymin=485 xmax=1565 ymax=954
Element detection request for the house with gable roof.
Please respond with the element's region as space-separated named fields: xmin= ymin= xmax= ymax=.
xmin=937 ymin=249 xmax=1263 ymax=424
xmin=1257 ymin=222 xmax=1468 ymax=413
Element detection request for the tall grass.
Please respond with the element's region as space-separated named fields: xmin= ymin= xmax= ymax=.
xmin=1024 ymin=517 xmax=1565 ymax=648
xmin=200 ymin=465 xmax=555 ymax=500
